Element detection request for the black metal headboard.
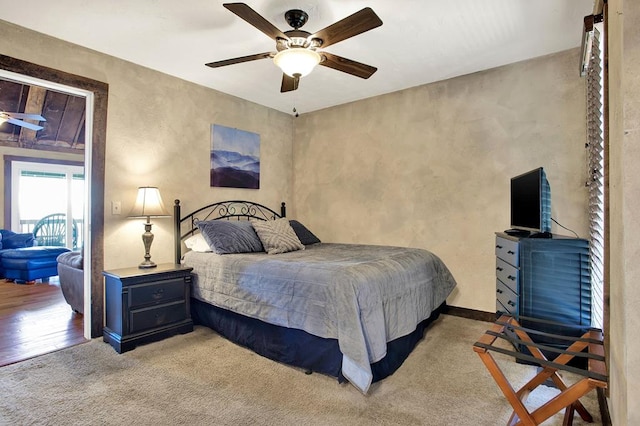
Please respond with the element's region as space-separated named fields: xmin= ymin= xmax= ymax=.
xmin=174 ymin=199 xmax=286 ymax=263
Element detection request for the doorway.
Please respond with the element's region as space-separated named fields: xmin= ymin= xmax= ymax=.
xmin=0 ymin=54 xmax=107 ymax=340
xmin=0 ymin=71 xmax=93 ymax=343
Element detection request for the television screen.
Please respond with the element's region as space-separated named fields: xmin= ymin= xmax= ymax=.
xmin=510 ymin=167 xmax=551 ymax=234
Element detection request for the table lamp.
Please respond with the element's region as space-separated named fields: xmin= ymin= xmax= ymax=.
xmin=128 ymin=186 xmax=170 ymax=268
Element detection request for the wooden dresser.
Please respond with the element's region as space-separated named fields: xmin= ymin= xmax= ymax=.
xmin=495 ymin=232 xmax=591 ymax=356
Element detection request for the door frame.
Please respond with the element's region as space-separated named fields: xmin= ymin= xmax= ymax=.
xmin=0 ymin=54 xmax=107 ymax=338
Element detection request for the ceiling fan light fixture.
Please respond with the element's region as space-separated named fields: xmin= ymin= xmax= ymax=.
xmin=273 ymin=48 xmax=321 ymax=78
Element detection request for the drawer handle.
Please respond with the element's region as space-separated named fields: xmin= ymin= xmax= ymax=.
xmin=152 ymin=289 xmax=165 ymax=299
xmin=507 ymin=275 xmax=516 ymax=281
xmin=507 ymin=250 xmax=515 ymax=255
xmin=496 ymin=289 xmax=503 ymax=294
xmin=496 ymin=245 xmax=503 ymax=249
xmin=507 ymin=301 xmax=516 ymax=307
xmin=496 ymin=266 xmax=503 ymax=272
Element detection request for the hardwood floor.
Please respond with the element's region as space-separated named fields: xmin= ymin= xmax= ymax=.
xmin=0 ymin=278 xmax=86 ymax=367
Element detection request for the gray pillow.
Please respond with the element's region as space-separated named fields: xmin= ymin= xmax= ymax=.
xmin=251 ymin=218 xmax=305 ymax=254
xmin=289 ymin=220 xmax=321 ymax=245
xmin=197 ymin=220 xmax=264 ymax=254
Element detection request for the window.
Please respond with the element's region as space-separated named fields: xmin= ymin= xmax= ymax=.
xmin=9 ymin=160 xmax=84 ymax=250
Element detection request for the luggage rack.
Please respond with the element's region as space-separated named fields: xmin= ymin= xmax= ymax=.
xmin=473 ymin=315 xmax=607 ymax=426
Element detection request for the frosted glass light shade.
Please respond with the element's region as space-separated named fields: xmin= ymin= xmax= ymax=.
xmin=128 ymin=187 xmax=170 ymax=218
xmin=273 ymin=48 xmax=321 ymax=78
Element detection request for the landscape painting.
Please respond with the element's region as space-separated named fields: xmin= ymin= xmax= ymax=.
xmin=210 ymin=124 xmax=260 ymax=189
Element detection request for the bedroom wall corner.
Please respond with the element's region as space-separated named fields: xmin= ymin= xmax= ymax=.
xmin=292 ymin=48 xmax=588 ymax=314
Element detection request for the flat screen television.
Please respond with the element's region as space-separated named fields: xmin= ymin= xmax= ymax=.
xmin=510 ymin=167 xmax=551 ymax=235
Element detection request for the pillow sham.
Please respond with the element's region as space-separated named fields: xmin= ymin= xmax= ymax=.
xmin=289 ymin=220 xmax=321 ymax=245
xmin=197 ymin=220 xmax=264 ymax=254
xmin=251 ymin=218 xmax=305 ymax=255
xmin=184 ymin=233 xmax=212 ymax=253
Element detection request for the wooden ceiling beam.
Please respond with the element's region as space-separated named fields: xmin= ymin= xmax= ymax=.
xmin=17 ymin=85 xmax=46 ymax=147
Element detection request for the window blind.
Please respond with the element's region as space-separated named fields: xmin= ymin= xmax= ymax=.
xmin=585 ymin=23 xmax=605 ymax=330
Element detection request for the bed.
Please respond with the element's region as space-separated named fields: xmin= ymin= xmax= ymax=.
xmin=174 ymin=200 xmax=457 ymax=393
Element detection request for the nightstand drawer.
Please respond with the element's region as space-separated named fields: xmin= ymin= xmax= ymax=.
xmin=495 ymin=236 xmax=519 ymax=267
xmin=496 ymin=280 xmax=517 ymax=315
xmin=496 ymin=258 xmax=518 ymax=292
xmin=129 ymin=278 xmax=186 ymax=308
xmin=130 ymin=301 xmax=188 ymax=333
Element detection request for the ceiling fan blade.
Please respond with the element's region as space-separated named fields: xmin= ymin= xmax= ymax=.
xmin=310 ymin=7 xmax=382 ymax=49
xmin=3 ymin=112 xmax=46 ymax=121
xmin=6 ymin=117 xmax=44 ymax=131
xmin=205 ymin=52 xmax=273 ymax=68
xmin=224 ymin=3 xmax=289 ymax=41
xmin=319 ymin=52 xmax=377 ymax=79
xmin=280 ymin=74 xmax=299 ymax=93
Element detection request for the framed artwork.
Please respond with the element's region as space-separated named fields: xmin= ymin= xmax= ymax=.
xmin=210 ymin=124 xmax=260 ymax=189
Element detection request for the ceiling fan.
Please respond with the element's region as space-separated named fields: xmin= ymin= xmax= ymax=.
xmin=0 ymin=111 xmax=46 ymax=131
xmin=205 ymin=3 xmax=383 ymax=93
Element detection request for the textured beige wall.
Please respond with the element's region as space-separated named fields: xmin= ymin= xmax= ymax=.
xmin=0 ymin=20 xmax=294 ymax=270
xmin=293 ymin=49 xmax=588 ymax=312
xmin=608 ymin=0 xmax=640 ymax=423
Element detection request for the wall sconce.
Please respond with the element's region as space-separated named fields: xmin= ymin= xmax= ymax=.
xmin=128 ymin=187 xmax=170 ymax=268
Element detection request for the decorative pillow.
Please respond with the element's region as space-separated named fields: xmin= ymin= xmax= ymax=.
xmin=289 ymin=220 xmax=321 ymax=245
xmin=197 ymin=220 xmax=264 ymax=254
xmin=251 ymin=218 xmax=305 ymax=254
xmin=184 ymin=233 xmax=212 ymax=253
xmin=1 ymin=231 xmax=35 ymax=249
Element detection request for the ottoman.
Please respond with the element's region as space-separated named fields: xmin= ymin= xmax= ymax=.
xmin=1 ymin=246 xmax=71 ymax=282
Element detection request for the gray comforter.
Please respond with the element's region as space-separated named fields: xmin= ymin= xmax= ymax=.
xmin=183 ymin=243 xmax=457 ymax=393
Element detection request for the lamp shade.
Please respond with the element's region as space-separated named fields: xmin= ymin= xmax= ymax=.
xmin=273 ymin=48 xmax=321 ymax=78
xmin=128 ymin=187 xmax=170 ymax=218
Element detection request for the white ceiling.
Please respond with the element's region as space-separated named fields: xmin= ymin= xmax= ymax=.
xmin=0 ymin=0 xmax=594 ymax=115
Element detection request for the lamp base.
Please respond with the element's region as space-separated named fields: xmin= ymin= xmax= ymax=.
xmin=139 ymin=219 xmax=157 ymax=269
xmin=138 ymin=260 xmax=157 ymax=269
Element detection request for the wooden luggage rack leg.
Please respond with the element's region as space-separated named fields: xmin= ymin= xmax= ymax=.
xmin=473 ymin=315 xmax=607 ymax=426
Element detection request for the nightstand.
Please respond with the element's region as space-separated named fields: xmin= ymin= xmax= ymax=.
xmin=103 ymin=263 xmax=194 ymax=353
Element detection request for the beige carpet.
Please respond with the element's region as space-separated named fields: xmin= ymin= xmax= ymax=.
xmin=0 ymin=315 xmax=601 ymax=425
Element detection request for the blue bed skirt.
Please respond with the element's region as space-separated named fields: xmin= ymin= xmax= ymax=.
xmin=191 ymin=298 xmax=445 ymax=383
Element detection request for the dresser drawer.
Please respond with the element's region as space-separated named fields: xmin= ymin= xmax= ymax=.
xmin=496 ymin=280 xmax=517 ymax=315
xmin=496 ymin=258 xmax=518 ymax=293
xmin=129 ymin=278 xmax=186 ymax=309
xmin=495 ymin=236 xmax=519 ymax=266
xmin=129 ymin=301 xmax=188 ymax=333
